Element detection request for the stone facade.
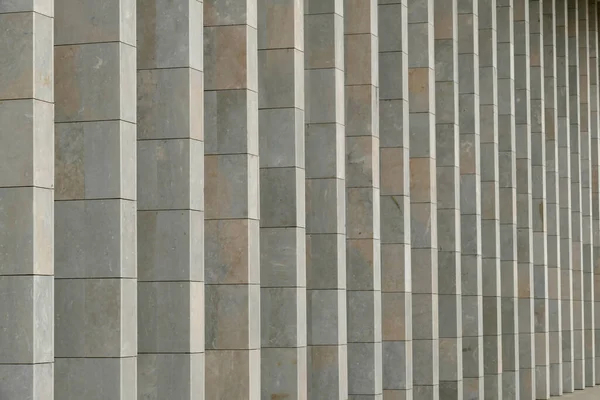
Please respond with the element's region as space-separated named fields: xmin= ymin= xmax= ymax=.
xmin=4 ymin=0 xmax=600 ymax=399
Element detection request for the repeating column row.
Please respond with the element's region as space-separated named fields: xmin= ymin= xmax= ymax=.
xmin=3 ymin=0 xmax=600 ymax=399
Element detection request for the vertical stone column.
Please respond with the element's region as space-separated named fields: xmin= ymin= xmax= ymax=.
xmin=530 ymin=1 xmax=550 ymax=398
xmin=54 ymin=1 xmax=137 ymax=398
xmin=513 ymin=1 xmax=536 ymax=397
xmin=0 ymin=2 xmax=54 ymax=399
xmin=257 ymin=0 xmax=306 ymax=399
xmin=479 ymin=1 xmax=503 ymax=399
xmin=497 ymin=1 xmax=520 ymax=398
xmin=203 ymin=1 xmax=260 ymax=398
xmin=344 ymin=1 xmax=382 ymax=398
xmin=304 ymin=1 xmax=348 ymax=399
xmin=567 ymin=0 xmax=586 ymax=389
xmin=433 ymin=1 xmax=462 ymax=399
xmin=543 ymin=0 xmax=564 ymax=395
xmin=458 ymin=1 xmax=485 ymax=398
xmin=136 ymin=1 xmax=204 ymax=399
xmin=407 ymin=2 xmax=439 ymax=399
xmin=378 ymin=1 xmax=413 ymax=399
xmin=556 ymin=0 xmax=575 ymax=392
xmin=587 ymin=0 xmax=599 ymax=387
xmin=578 ymin=0 xmax=596 ymax=387
xmin=591 ymin=0 xmax=600 ymax=386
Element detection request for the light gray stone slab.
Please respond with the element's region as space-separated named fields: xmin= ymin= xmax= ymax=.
xmin=344 ymin=1 xmax=382 ymax=396
xmin=568 ymin=0 xmax=587 ymax=389
xmin=458 ymin=0 xmax=485 ymax=398
xmin=433 ymin=0 xmax=463 ymax=398
xmin=407 ymin=1 xmax=440 ymax=399
xmin=497 ymin=0 xmax=521 ymax=397
xmin=530 ymin=0 xmax=551 ymax=398
xmin=590 ymin=0 xmax=600 ymax=386
xmin=305 ymin=1 xmax=348 ymax=399
xmin=557 ymin=0 xmax=576 ymax=392
xmin=543 ymin=0 xmax=564 ymax=396
xmin=479 ymin=0 xmax=503 ymax=398
xmin=513 ymin=1 xmax=536 ymax=398
xmin=378 ymin=2 xmax=413 ymax=399
xmin=0 ymin=4 xmax=54 ymax=399
xmin=54 ymin=0 xmax=137 ymax=396
xmin=578 ymin=0 xmax=596 ymax=387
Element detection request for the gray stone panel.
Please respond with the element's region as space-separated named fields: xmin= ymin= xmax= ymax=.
xmin=458 ymin=0 xmax=485 ymax=398
xmin=434 ymin=0 xmax=463 ymax=398
xmin=579 ymin=0 xmax=596 ymax=387
xmin=497 ymin=0 xmax=521 ymax=397
xmin=557 ymin=0 xmax=576 ymax=392
xmin=258 ymin=0 xmax=307 ymax=398
xmin=345 ymin=0 xmax=382 ymax=398
xmin=378 ymin=1 xmax=413 ymax=399
xmin=54 ymin=0 xmax=136 ymax=397
xmin=0 ymin=6 xmax=55 ymax=396
xmin=203 ymin=1 xmax=260 ymax=400
xmin=513 ymin=1 xmax=536 ymax=397
xmin=479 ymin=0 xmax=503 ymax=398
xmin=543 ymin=0 xmax=565 ymax=396
xmin=305 ymin=0 xmax=348 ymax=399
xmin=407 ymin=1 xmax=440 ymax=399
xmin=591 ymin=0 xmax=600 ymax=386
xmin=530 ymin=0 xmax=551 ymax=398
xmin=568 ymin=0 xmax=586 ymax=389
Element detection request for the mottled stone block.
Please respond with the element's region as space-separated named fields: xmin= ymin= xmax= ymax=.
xmin=55 ymin=42 xmax=136 ymax=123
xmin=54 ymin=200 xmax=136 ymax=278
xmin=54 ymin=278 xmax=136 ymax=357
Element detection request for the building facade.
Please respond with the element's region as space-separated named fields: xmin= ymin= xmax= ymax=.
xmin=2 ymin=0 xmax=600 ymax=399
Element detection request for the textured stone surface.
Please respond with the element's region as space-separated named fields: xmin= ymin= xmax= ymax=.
xmin=458 ymin=1 xmax=485 ymax=398
xmin=53 ymin=0 xmax=137 ymax=397
xmin=568 ymin=0 xmax=587 ymax=389
xmin=590 ymin=0 xmax=600 ymax=386
xmin=557 ymin=0 xmax=576 ymax=392
xmin=378 ymin=1 xmax=413 ymax=399
xmin=0 ymin=2 xmax=54 ymax=398
xmin=345 ymin=0 xmax=382 ymax=398
xmin=203 ymin=1 xmax=260 ymax=399
xmin=5 ymin=1 xmax=600 ymax=399
xmin=497 ymin=0 xmax=521 ymax=398
xmin=479 ymin=0 xmax=503 ymax=398
xmin=433 ymin=0 xmax=463 ymax=398
xmin=407 ymin=1 xmax=440 ymax=399
xmin=544 ymin=0 xmax=564 ymax=396
xmin=258 ymin=0 xmax=307 ymax=398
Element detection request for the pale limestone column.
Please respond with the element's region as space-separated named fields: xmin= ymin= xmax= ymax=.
xmin=530 ymin=1 xmax=551 ymax=398
xmin=203 ymin=1 xmax=260 ymax=398
xmin=586 ymin=0 xmax=599 ymax=387
xmin=591 ymin=0 xmax=600 ymax=386
xmin=479 ymin=0 xmax=503 ymax=399
xmin=513 ymin=1 xmax=536 ymax=398
xmin=0 ymin=2 xmax=54 ymax=399
xmin=136 ymin=1 xmax=204 ymax=399
xmin=457 ymin=1 xmax=486 ymax=398
xmin=433 ymin=1 xmax=462 ymax=399
xmin=556 ymin=0 xmax=575 ymax=392
xmin=578 ymin=0 xmax=596 ymax=387
xmin=497 ymin=0 xmax=521 ymax=398
xmin=543 ymin=0 xmax=564 ymax=395
xmin=54 ymin=0 xmax=137 ymax=397
xmin=304 ymin=1 xmax=348 ymax=398
xmin=343 ymin=1 xmax=382 ymax=398
xmin=257 ymin=1 xmax=306 ymax=399
xmin=407 ymin=1 xmax=439 ymax=399
xmin=378 ymin=1 xmax=413 ymax=399
xmin=567 ymin=0 xmax=586 ymax=389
